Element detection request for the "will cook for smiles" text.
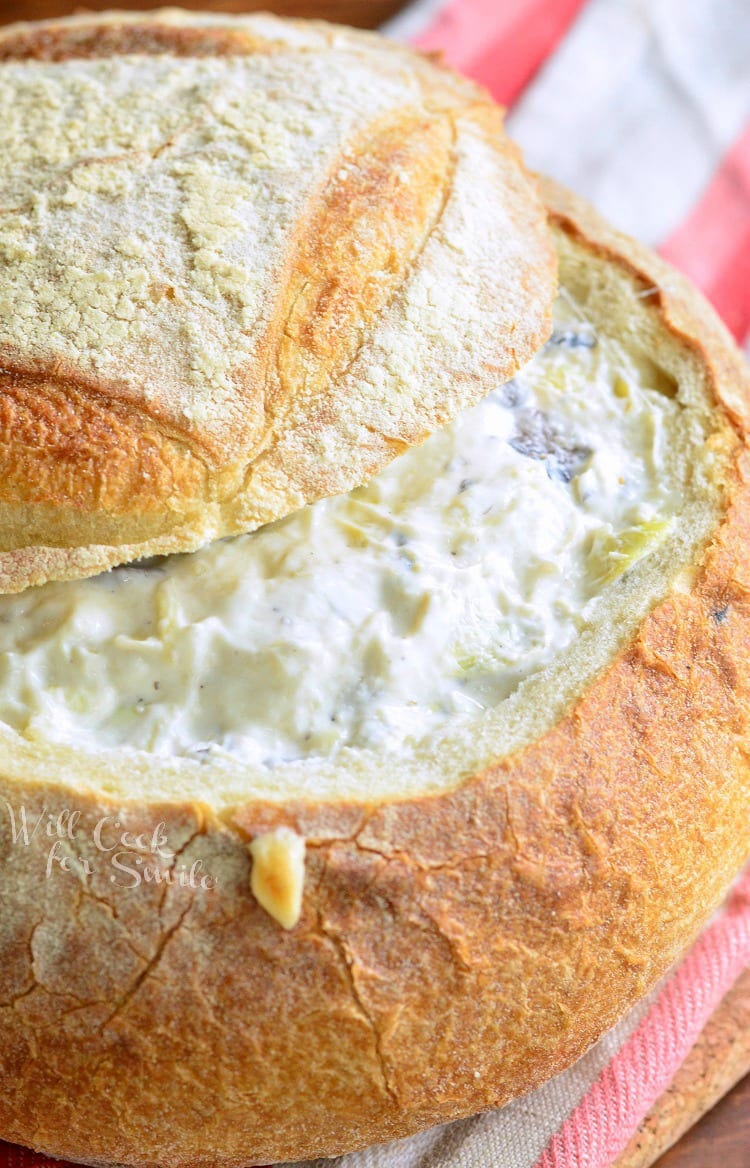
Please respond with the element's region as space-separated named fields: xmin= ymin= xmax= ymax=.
xmin=2 ymin=802 xmax=218 ymax=890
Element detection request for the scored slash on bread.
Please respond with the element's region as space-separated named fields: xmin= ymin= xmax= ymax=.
xmin=0 ymin=8 xmax=555 ymax=593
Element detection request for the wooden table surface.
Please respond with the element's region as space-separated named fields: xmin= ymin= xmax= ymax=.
xmin=0 ymin=0 xmax=748 ymax=1165
xmin=659 ymin=1080 xmax=750 ymax=1168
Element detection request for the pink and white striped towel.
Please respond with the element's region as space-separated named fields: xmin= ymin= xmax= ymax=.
xmin=1 ymin=1 xmax=749 ymax=1166
xmin=388 ymin=0 xmax=750 ymax=352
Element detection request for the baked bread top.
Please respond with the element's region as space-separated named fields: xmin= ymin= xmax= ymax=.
xmin=0 ymin=8 xmax=555 ymax=593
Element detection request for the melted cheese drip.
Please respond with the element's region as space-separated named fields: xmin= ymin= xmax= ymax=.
xmin=0 ymin=300 xmax=683 ymax=765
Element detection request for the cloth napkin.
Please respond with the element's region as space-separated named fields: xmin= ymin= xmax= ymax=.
xmin=2 ymin=1 xmax=750 ymax=1166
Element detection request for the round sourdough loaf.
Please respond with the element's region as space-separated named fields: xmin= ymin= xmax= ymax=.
xmin=0 ymin=13 xmax=749 ymax=1168
xmin=0 ymin=7 xmax=555 ymax=593
xmin=0 ymin=186 xmax=748 ymax=1165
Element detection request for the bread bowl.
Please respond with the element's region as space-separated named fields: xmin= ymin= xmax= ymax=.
xmin=0 ymin=10 xmax=749 ymax=1168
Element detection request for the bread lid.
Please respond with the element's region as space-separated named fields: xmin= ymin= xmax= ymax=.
xmin=0 ymin=8 xmax=556 ymax=593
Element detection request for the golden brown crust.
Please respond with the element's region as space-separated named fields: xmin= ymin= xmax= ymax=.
xmin=0 ymin=18 xmax=272 ymax=59
xmin=0 ymin=9 xmax=556 ymax=593
xmin=0 ymin=155 xmax=748 ymax=1168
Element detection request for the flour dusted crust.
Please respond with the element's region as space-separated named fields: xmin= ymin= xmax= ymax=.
xmin=0 ymin=171 xmax=748 ymax=1167
xmin=0 ymin=8 xmax=555 ymax=593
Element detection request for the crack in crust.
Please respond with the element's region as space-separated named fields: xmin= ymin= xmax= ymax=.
xmin=317 ymin=910 xmax=399 ymax=1107
xmin=96 ymin=898 xmax=194 ymax=1036
xmin=0 ymin=117 xmax=204 ymax=218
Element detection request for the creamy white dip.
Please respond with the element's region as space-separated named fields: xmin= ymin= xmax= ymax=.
xmin=0 ymin=299 xmax=682 ymax=765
